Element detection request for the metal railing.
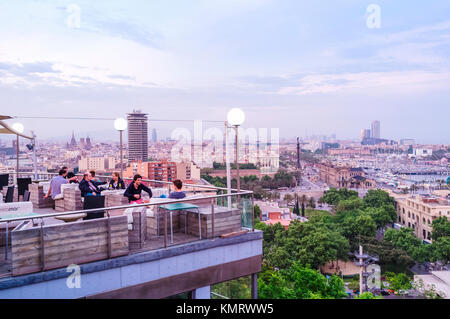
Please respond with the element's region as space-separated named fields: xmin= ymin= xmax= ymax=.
xmin=0 ymin=189 xmax=255 ymax=276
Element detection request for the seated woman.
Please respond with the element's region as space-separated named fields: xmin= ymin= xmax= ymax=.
xmin=108 ymin=172 xmax=126 ymax=190
xmin=124 ymin=174 xmax=152 ymax=204
xmin=79 ymin=172 xmax=106 ymax=197
xmin=169 ymin=179 xmax=186 ymax=199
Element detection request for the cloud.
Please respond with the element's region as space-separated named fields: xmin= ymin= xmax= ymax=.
xmin=277 ymin=71 xmax=450 ymax=95
xmin=0 ymin=61 xmax=59 ymax=75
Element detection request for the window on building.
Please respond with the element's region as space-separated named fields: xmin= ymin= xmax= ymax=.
xmin=423 ymin=230 xmax=426 ymax=238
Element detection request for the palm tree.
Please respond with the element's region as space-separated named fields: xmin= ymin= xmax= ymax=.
xmin=307 ymin=197 xmax=316 ymax=209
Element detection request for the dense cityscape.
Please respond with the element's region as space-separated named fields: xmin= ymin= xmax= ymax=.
xmin=0 ymin=0 xmax=449 ymax=312
xmin=1 ymin=111 xmax=449 ymax=300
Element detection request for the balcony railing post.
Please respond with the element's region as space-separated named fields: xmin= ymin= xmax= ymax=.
xmin=164 ymin=208 xmax=168 ymax=248
xmin=107 ymin=211 xmax=112 ymax=259
xmin=251 ymin=194 xmax=255 ymax=232
xmin=211 ymin=199 xmax=215 ymax=239
xmin=40 ymin=217 xmax=45 ymax=271
xmin=4 ymin=221 xmax=8 ymax=260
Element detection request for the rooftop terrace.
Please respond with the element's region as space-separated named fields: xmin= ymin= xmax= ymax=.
xmin=0 ymin=175 xmax=260 ymax=298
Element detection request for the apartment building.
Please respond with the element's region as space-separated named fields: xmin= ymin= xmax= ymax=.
xmin=176 ymin=161 xmax=201 ymax=181
xmin=78 ymin=156 xmax=116 ymax=172
xmin=395 ymin=193 xmax=450 ymax=243
xmin=124 ymin=160 xmax=177 ymax=186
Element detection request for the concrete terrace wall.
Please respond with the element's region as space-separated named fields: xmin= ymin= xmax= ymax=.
xmin=0 ymin=231 xmax=262 ymax=299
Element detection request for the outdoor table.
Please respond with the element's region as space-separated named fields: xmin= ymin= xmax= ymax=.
xmin=158 ymin=203 xmax=200 ymax=244
xmin=54 ymin=213 xmax=87 ymax=223
xmin=0 ymin=211 xmax=40 ymax=260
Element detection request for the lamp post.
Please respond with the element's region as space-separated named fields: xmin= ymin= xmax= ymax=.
xmin=12 ymin=122 xmax=24 ymax=185
xmin=31 ymin=132 xmax=38 ymax=181
xmin=114 ymin=118 xmax=128 ymax=179
xmin=227 ymin=108 xmax=245 ymax=193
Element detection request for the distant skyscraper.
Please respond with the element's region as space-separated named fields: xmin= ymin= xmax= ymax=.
xmin=371 ymin=121 xmax=380 ymax=139
xmin=361 ymin=129 xmax=371 ymax=141
xmin=127 ymin=110 xmax=149 ymax=161
xmin=80 ymin=137 xmax=85 ymax=148
xmin=152 ymin=128 xmax=157 ymax=143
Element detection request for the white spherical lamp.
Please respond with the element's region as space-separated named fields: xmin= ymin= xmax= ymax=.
xmin=227 ymin=108 xmax=245 ymax=126
xmin=114 ymin=118 xmax=128 ymax=131
xmin=12 ymin=122 xmax=24 ymax=134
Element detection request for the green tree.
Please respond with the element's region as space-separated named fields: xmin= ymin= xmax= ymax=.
xmin=431 ymin=217 xmax=450 ymax=242
xmin=385 ymin=272 xmax=412 ymax=295
xmin=432 ymin=237 xmax=450 ymax=265
xmin=354 ymin=292 xmax=382 ymax=299
xmin=254 ymin=204 xmax=262 ymax=220
xmin=321 ymin=188 xmax=359 ymax=206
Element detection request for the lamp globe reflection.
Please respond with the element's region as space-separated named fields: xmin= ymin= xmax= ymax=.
xmin=114 ymin=118 xmax=128 ymax=131
xmin=12 ymin=122 xmax=24 ymax=134
xmin=227 ymin=108 xmax=245 ymax=126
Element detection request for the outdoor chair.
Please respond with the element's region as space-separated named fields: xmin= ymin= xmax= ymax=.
xmin=0 ymin=174 xmax=8 ymax=191
xmin=17 ymin=178 xmax=32 ymax=201
xmin=83 ymin=195 xmax=106 ymax=220
xmin=5 ymin=185 xmax=14 ymax=203
xmin=23 ymin=190 xmax=31 ymax=202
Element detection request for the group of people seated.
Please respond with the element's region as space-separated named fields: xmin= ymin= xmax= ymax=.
xmin=45 ymin=167 xmax=186 ymax=207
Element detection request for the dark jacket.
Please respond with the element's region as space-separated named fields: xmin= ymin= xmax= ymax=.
xmin=169 ymin=191 xmax=186 ymax=199
xmin=79 ymin=179 xmax=106 ymax=197
xmin=108 ymin=178 xmax=126 ymax=190
xmin=124 ymin=183 xmax=152 ymax=202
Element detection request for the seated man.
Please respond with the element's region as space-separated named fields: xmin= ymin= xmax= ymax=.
xmin=169 ymin=179 xmax=186 ymax=200
xmin=44 ymin=168 xmax=68 ymax=200
xmin=79 ymin=172 xmax=106 ymax=197
xmin=124 ymin=174 xmax=152 ymax=204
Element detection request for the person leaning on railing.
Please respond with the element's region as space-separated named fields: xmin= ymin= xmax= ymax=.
xmin=108 ymin=172 xmax=126 ymax=190
xmin=79 ymin=171 xmax=107 ymax=197
xmin=123 ymin=174 xmax=152 ymax=204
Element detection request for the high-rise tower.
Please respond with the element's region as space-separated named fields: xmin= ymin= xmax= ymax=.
xmin=127 ymin=110 xmax=149 ymax=162
xmin=371 ymin=121 xmax=380 ymax=139
xmin=152 ymin=128 xmax=157 ymax=143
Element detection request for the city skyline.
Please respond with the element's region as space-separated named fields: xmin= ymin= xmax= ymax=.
xmin=0 ymin=1 xmax=449 ymax=143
